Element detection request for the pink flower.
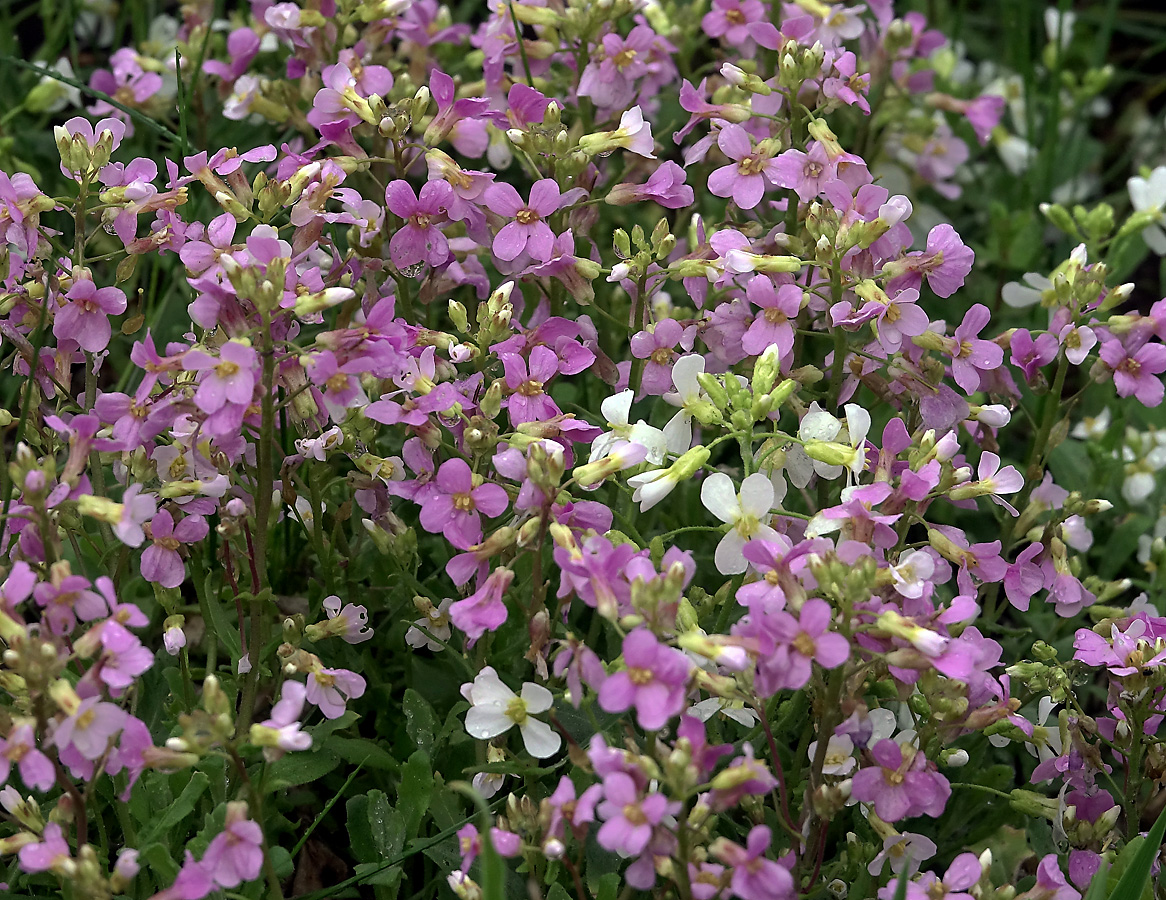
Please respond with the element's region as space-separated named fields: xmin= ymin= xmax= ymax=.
xmin=201 ymin=802 xmax=264 ymax=889
xmin=606 ymin=161 xmax=694 ymax=209
xmin=742 ymin=276 xmax=800 ymax=358
xmin=183 ymin=340 xmax=258 ymax=414
xmin=0 ymin=722 xmax=54 ymax=791
xmin=708 ymin=125 xmax=782 ymax=209
xmin=485 ymin=179 xmax=564 ymax=262
xmin=141 ymin=510 xmax=208 ymax=588
xmin=711 ymin=826 xmax=795 ymax=900
xmin=755 ymin=598 xmax=849 ymax=693
xmin=949 ymin=304 xmax=1003 ymax=394
xmin=52 ymin=696 xmax=128 ymax=760
xmin=252 ymin=681 xmax=313 ymax=762
xmin=305 ymin=666 xmax=367 ymax=719
xmin=54 ymin=278 xmax=127 ymax=353
xmin=596 ymin=772 xmax=678 ymax=856
xmin=598 ymin=629 xmax=691 ymax=730
xmin=1099 ymin=338 xmax=1166 ymax=407
xmin=502 ymin=346 xmax=563 ymax=424
xmin=450 ymin=567 xmax=514 ymax=642
xmin=18 ymin=822 xmax=71 ymax=875
xmin=771 ymin=141 xmax=837 ymax=203
xmin=851 ymin=739 xmax=951 ymax=821
xmin=702 ymin=0 xmax=766 ymax=45
xmin=385 ymin=179 xmax=454 ymax=271
xmin=1010 ymin=328 xmax=1058 ymax=382
xmin=419 ymin=458 xmax=510 ymax=550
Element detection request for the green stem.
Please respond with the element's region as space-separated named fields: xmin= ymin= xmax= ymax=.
xmin=237 ymin=315 xmax=278 ymax=735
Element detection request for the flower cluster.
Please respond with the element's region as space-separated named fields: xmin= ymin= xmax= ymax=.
xmin=0 ymin=0 xmax=1162 ymax=899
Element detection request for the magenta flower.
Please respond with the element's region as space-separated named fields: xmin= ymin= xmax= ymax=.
xmin=702 ymin=0 xmax=765 ymax=44
xmin=183 ymin=340 xmax=258 ymax=414
xmin=598 ymin=628 xmax=691 ymax=730
xmin=606 ymin=161 xmax=694 ymax=209
xmin=18 ymin=822 xmax=71 ymax=874
xmin=1099 ymin=338 xmax=1166 ymax=407
xmin=1010 ymin=328 xmax=1058 ymax=382
xmin=742 ymin=276 xmax=800 ymax=357
xmin=502 ymin=346 xmax=563 ymax=424
xmin=711 ymin=826 xmax=795 ymax=900
xmin=0 ymin=722 xmax=54 ymax=791
xmin=418 ymin=458 xmax=510 ymax=550
xmin=949 ymin=304 xmax=1003 ymax=394
xmin=54 ymin=278 xmax=127 ymax=353
xmin=596 ymin=772 xmax=678 ymax=857
xmin=450 ymin=567 xmax=514 ymax=642
xmin=578 ymin=26 xmax=657 ymax=109
xmin=851 ymin=739 xmax=951 ymax=821
xmin=251 ymin=681 xmax=313 ymax=762
xmin=485 ymin=179 xmax=566 ymax=262
xmin=895 ymin=854 xmax=982 ymax=900
xmin=52 ymin=696 xmax=128 ymax=760
xmin=756 ymin=599 xmax=849 ymax=693
xmin=141 ymin=510 xmax=208 ymax=588
xmin=305 ymin=666 xmax=367 ymax=719
xmin=630 ymin=319 xmax=689 ymax=395
xmin=708 ymin=125 xmax=781 ymax=209
xmin=201 ymin=803 xmax=264 ymax=889
xmin=385 ymin=179 xmax=454 ymax=271
xmin=771 ymin=141 xmax=840 ymax=204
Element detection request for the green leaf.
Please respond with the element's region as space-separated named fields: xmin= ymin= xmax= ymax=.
xmin=892 ymin=860 xmax=912 ymax=900
xmin=329 ymin=736 xmax=400 ymax=772
xmin=397 ymin=750 xmax=434 ymax=839
xmin=403 ymin=688 xmax=438 ymax=754
xmin=347 ymin=789 xmax=405 ymax=864
xmin=139 ymin=842 xmax=179 ymax=887
xmin=596 ymin=872 xmax=621 ymax=900
xmin=203 ymin=579 xmax=241 ymax=662
xmin=1108 ymin=806 xmax=1166 ymax=900
xmin=546 ymin=883 xmax=573 ymax=900
xmin=139 ymin=772 xmax=209 ymax=847
xmin=266 ymin=748 xmax=340 ymax=791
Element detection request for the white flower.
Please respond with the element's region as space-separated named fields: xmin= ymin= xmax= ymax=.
xmin=700 ymin=472 xmax=779 ymax=575
xmin=293 ymin=495 xmax=323 ymax=530
xmin=663 ymin=355 xmax=708 ymax=454
xmin=806 ymin=733 xmax=856 ymax=776
xmin=1129 ymin=166 xmax=1166 ymax=255
xmin=1044 ymin=8 xmax=1075 ymax=48
xmin=1001 ymin=272 xmax=1052 ymax=308
xmin=462 ymin=667 xmax=561 ymax=759
xmin=590 ymin=390 xmax=667 ymax=465
xmin=889 ymin=550 xmax=936 ymax=599
xmin=405 ymin=599 xmax=452 ymax=652
xmin=1070 ymin=407 xmax=1110 ymax=440
xmin=615 ymin=106 xmax=655 ymax=159
xmin=689 ymin=698 xmax=759 ymax=727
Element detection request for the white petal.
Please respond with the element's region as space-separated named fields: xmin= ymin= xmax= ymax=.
xmin=844 ymin=404 xmax=871 ymax=447
xmin=465 ymin=707 xmax=514 ymax=740
xmin=1001 ymin=282 xmax=1040 ymax=307
xmin=701 ymin=473 xmax=740 ymax=524
xmin=868 ymin=708 xmax=898 ymax=742
xmin=671 ymin=354 xmax=706 ymax=400
xmin=520 ymin=719 xmax=561 ymax=758
xmin=785 ymin=447 xmax=814 ymax=489
xmin=520 ymin=682 xmax=553 ymax=714
xmin=663 ymin=410 xmax=694 ymax=456
xmin=629 ymin=423 xmax=668 ymax=465
xmin=1146 ymin=225 xmax=1166 ymax=256
xmin=799 ymin=404 xmax=841 ymax=441
xmin=738 ymin=472 xmax=775 ymax=518
xmin=714 ymin=531 xmax=748 ymax=575
xmin=601 ymin=391 xmax=634 ymax=427
xmin=469 ymin=667 xmax=515 ymax=706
